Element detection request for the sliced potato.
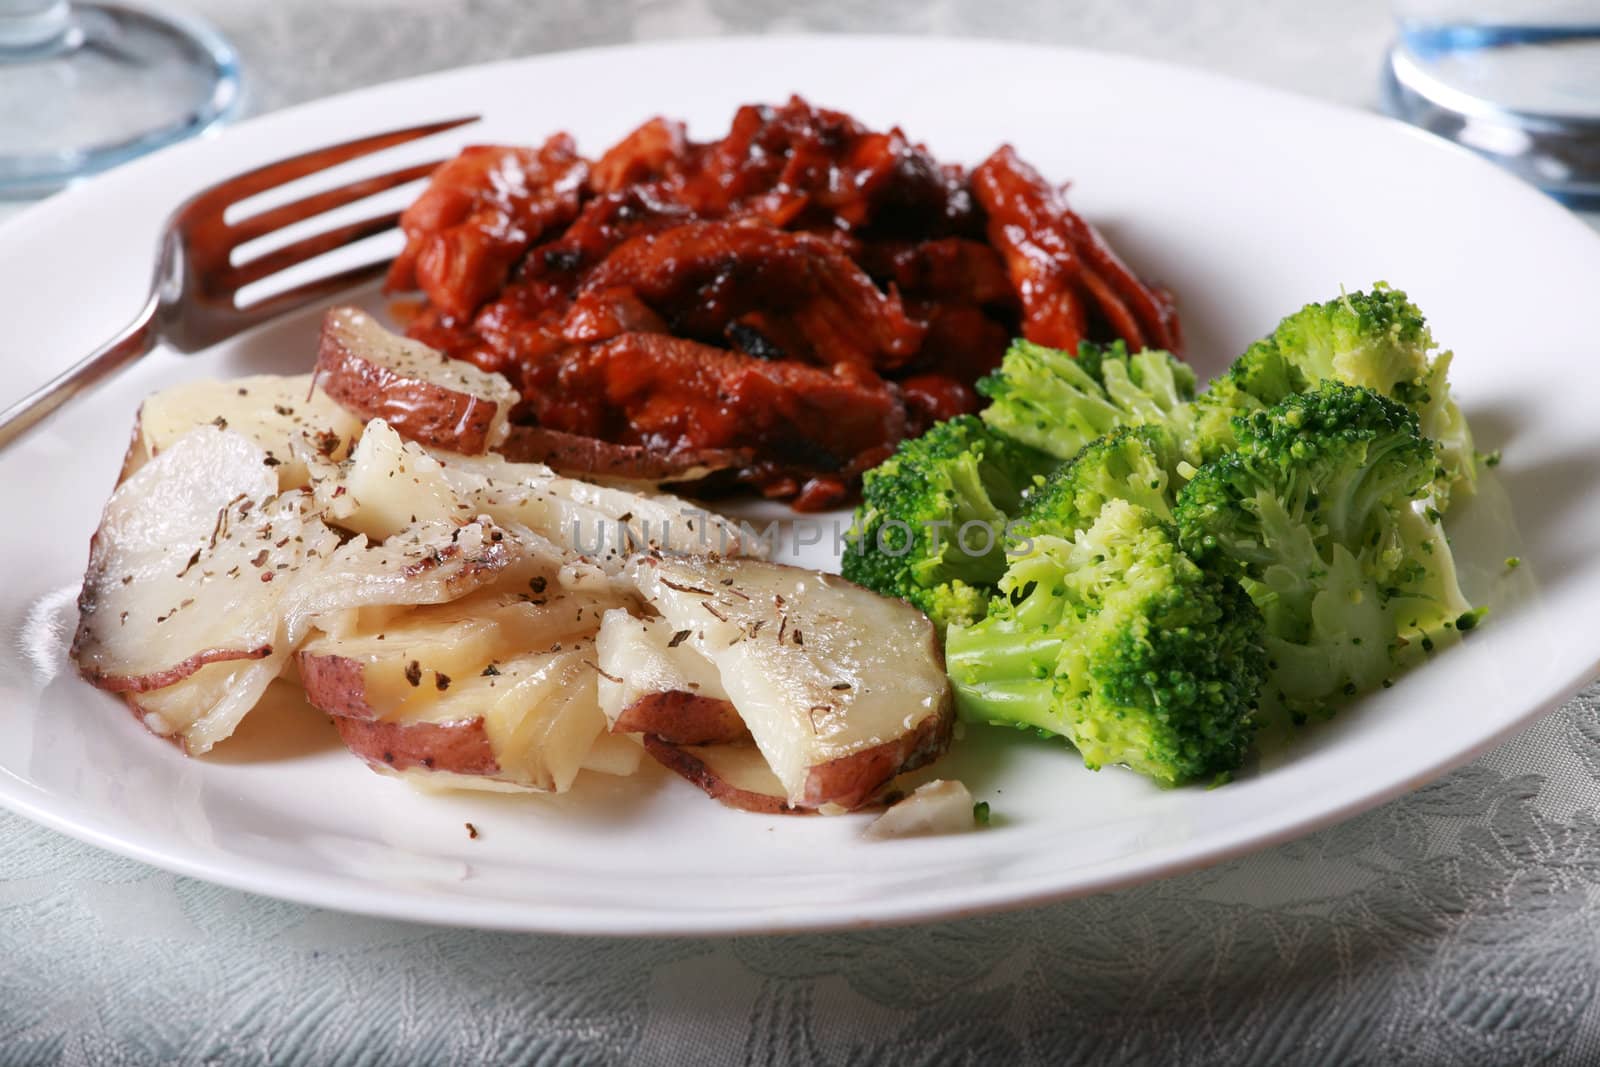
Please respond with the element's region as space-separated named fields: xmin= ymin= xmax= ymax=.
xmin=578 ymin=730 xmax=646 ymax=777
xmin=73 ymin=427 xmax=336 ymax=694
xmin=378 ymin=727 xmax=644 ymax=792
xmin=299 ymin=589 xmax=618 ymax=792
xmin=334 ymin=715 xmax=500 ymax=777
xmin=329 ymin=643 xmax=607 ymax=792
xmin=317 ymin=306 xmax=517 ymax=454
xmin=642 ymin=737 xmax=803 ymax=815
xmin=133 ymin=374 xmax=363 ymax=489
xmin=595 ymin=608 xmax=743 ymax=744
xmin=437 ymin=450 xmax=758 ymax=567
xmin=864 ymin=780 xmax=977 ymax=839
xmin=614 ymin=692 xmax=748 ymax=746
xmin=336 ymin=419 xmax=463 ymax=541
xmin=298 ymin=586 xmax=617 ymax=725
xmin=124 ymin=653 xmax=289 ymax=754
xmin=320 ymin=418 xmax=755 ymax=570
xmin=117 ymin=418 xmax=151 ymax=486
xmin=500 ymin=424 xmax=751 ymax=485
xmin=283 ymin=516 xmax=547 ymax=632
xmin=322 ymin=422 xmax=602 ymax=599
xmin=632 ymin=556 xmax=953 ymax=811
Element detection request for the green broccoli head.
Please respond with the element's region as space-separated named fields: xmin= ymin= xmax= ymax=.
xmin=1175 ymin=382 xmax=1473 ymax=721
xmin=1214 ymin=285 xmax=1432 ymax=410
xmin=1227 ymin=382 xmax=1436 ymax=553
xmin=1010 ymin=425 xmax=1182 ymax=544
xmin=946 ymin=500 xmax=1265 ymax=786
xmin=843 ymin=414 xmax=1054 ymax=632
xmin=920 ymin=580 xmax=993 ymax=633
xmin=1184 ymin=375 xmax=1264 ymax=466
xmin=1218 ymin=285 xmax=1476 ymax=509
xmin=978 ymin=339 xmax=1197 ymax=462
xmin=1398 ymin=346 xmax=1476 ymax=511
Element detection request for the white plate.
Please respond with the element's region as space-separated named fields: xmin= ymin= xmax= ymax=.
xmin=3 ymin=36 xmax=1598 ymax=936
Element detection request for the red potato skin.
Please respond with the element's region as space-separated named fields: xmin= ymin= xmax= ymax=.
xmin=613 ymin=691 xmax=750 ymax=745
xmin=116 ymin=409 xmax=150 ymax=485
xmin=298 ymin=652 xmax=506 ymax=777
xmin=296 ymin=653 xmax=381 ymax=720
xmin=334 ymin=715 xmax=501 ymax=776
xmin=643 ymin=698 xmax=953 ymax=814
xmin=316 ymin=310 xmax=503 ymax=454
xmin=641 ymin=736 xmax=803 ymax=815
xmin=801 ymin=698 xmax=953 ymax=811
xmin=795 ymin=592 xmax=955 ymax=811
xmin=499 ymin=424 xmax=750 ymax=483
xmin=76 ymin=645 xmax=273 ymax=694
xmin=630 ymin=559 xmax=957 ymax=813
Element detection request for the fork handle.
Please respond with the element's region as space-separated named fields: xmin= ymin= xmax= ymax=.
xmin=0 ymin=292 xmax=161 ymax=449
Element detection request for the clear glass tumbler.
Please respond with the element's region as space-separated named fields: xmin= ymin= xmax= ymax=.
xmin=1385 ymin=0 xmax=1600 ymax=206
xmin=0 ymin=1 xmax=240 ymax=198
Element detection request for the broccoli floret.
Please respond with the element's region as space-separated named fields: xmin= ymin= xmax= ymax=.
xmin=920 ymin=580 xmax=993 ymax=632
xmin=1185 ymin=374 xmax=1265 ymax=465
xmin=946 ymin=500 xmax=1265 ymax=786
xmin=1404 ymin=346 xmax=1476 ymax=508
xmin=843 ymin=415 xmax=1054 ymax=631
xmin=1256 ymin=284 xmax=1433 ymax=398
xmin=978 ymin=339 xmax=1197 ymax=462
xmin=1211 ymin=285 xmax=1476 ymax=509
xmin=1175 ymin=382 xmax=1474 ymax=722
xmin=1009 ymin=425 xmax=1183 ymax=545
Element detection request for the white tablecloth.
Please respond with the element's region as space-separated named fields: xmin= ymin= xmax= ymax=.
xmin=6 ymin=2 xmax=1600 ymax=1062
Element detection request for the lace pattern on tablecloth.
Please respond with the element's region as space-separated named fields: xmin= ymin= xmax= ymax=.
xmin=4 ymin=683 xmax=1598 ymax=1066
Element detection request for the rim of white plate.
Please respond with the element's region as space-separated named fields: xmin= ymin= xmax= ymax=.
xmin=2 ymin=34 xmax=1598 ymax=936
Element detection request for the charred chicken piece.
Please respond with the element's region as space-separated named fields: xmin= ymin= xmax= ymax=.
xmin=521 ymin=332 xmax=907 ymax=509
xmin=670 ymin=97 xmax=977 ymax=238
xmin=590 ymin=116 xmax=695 ymax=194
xmin=859 ymin=237 xmax=1018 ymax=310
xmin=562 ymin=221 xmax=926 ymax=371
xmin=972 ymin=145 xmax=1180 ymax=355
xmin=386 ymin=137 xmax=589 ymax=321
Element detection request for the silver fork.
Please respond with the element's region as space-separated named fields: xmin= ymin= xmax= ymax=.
xmin=0 ymin=115 xmax=479 ymax=449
